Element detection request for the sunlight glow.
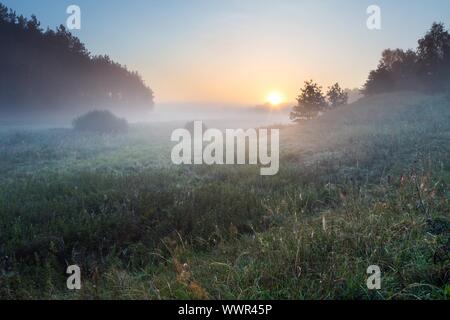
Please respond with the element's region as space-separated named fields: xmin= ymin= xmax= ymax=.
xmin=266 ymin=92 xmax=284 ymax=106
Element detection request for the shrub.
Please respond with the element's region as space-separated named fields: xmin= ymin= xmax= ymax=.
xmin=72 ymin=110 xmax=129 ymax=134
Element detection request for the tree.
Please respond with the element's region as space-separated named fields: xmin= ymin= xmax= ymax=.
xmin=0 ymin=3 xmax=154 ymax=117
xmin=362 ymin=66 xmax=393 ymax=95
xmin=26 ymin=15 xmax=41 ymax=33
xmin=0 ymin=4 xmax=8 ymax=22
xmin=290 ymin=80 xmax=327 ymax=122
xmin=326 ymin=83 xmax=348 ymax=108
xmin=362 ymin=49 xmax=419 ymax=95
xmin=362 ymin=23 xmax=450 ymax=96
xmin=417 ymin=22 xmax=450 ymax=91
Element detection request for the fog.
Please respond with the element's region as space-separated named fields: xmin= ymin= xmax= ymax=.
xmin=140 ymin=102 xmax=291 ymax=129
xmin=0 ymin=102 xmax=291 ymax=130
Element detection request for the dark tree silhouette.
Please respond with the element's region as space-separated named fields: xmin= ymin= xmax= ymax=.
xmin=363 ymin=23 xmax=450 ymax=95
xmin=417 ymin=22 xmax=450 ymax=92
xmin=326 ymin=83 xmax=348 ymax=108
xmin=0 ymin=3 xmax=154 ymax=117
xmin=290 ymin=80 xmax=327 ymax=122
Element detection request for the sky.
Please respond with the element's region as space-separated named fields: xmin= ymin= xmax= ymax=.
xmin=3 ymin=0 xmax=450 ymax=106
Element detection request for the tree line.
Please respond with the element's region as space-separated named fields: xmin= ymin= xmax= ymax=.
xmin=0 ymin=3 xmax=154 ymax=115
xmin=291 ymin=23 xmax=450 ymax=122
xmin=363 ymin=22 xmax=450 ymax=95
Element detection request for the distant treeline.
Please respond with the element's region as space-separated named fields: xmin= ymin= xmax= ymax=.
xmin=363 ymin=23 xmax=450 ymax=95
xmin=0 ymin=3 xmax=154 ymax=115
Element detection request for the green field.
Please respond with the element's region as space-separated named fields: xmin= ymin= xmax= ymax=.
xmin=0 ymin=92 xmax=449 ymax=299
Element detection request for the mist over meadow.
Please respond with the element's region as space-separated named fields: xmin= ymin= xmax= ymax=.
xmin=0 ymin=1 xmax=449 ymax=301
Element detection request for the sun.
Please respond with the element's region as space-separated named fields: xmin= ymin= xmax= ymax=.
xmin=266 ymin=91 xmax=284 ymax=107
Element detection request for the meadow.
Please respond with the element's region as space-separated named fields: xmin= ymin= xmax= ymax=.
xmin=0 ymin=92 xmax=449 ymax=299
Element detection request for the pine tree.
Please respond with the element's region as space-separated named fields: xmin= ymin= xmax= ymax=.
xmin=326 ymin=83 xmax=348 ymax=108
xmin=290 ymin=80 xmax=327 ymax=122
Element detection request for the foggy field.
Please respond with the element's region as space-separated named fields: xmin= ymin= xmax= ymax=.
xmin=1 ymin=92 xmax=449 ymax=299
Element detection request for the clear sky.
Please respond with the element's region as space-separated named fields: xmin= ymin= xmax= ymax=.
xmin=3 ymin=0 xmax=450 ymax=105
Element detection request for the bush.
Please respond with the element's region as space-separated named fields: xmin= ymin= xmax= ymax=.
xmin=72 ymin=110 xmax=129 ymax=134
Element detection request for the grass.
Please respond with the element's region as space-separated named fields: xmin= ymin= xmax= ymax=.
xmin=0 ymin=92 xmax=449 ymax=299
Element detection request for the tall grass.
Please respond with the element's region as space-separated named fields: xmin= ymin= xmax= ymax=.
xmin=0 ymin=92 xmax=449 ymax=299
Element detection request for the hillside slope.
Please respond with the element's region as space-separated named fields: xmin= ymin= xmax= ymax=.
xmin=282 ymin=92 xmax=449 ymax=160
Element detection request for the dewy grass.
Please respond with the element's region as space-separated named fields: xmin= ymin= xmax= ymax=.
xmin=0 ymin=92 xmax=449 ymax=299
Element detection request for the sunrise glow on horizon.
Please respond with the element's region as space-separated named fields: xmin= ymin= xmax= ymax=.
xmin=4 ymin=0 xmax=450 ymax=105
xmin=266 ymin=91 xmax=285 ymax=107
